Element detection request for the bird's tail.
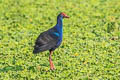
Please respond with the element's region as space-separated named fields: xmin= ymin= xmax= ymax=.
xmin=33 ymin=49 xmax=39 ymax=54
xmin=33 ymin=45 xmax=46 ymax=54
xmin=33 ymin=45 xmax=42 ymax=54
xmin=33 ymin=43 xmax=52 ymax=54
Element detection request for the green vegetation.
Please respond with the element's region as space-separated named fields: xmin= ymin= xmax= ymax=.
xmin=0 ymin=0 xmax=120 ymax=79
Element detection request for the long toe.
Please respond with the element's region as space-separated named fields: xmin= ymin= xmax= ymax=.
xmin=50 ymin=64 xmax=55 ymax=70
xmin=50 ymin=67 xmax=55 ymax=70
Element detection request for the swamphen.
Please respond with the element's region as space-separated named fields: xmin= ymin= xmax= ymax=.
xmin=33 ymin=12 xmax=69 ymax=70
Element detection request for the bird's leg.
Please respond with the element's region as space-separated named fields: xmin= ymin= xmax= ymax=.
xmin=49 ymin=51 xmax=55 ymax=70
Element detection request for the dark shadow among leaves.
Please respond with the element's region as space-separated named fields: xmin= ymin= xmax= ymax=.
xmin=0 ymin=66 xmax=23 ymax=72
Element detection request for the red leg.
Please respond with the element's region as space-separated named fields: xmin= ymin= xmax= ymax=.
xmin=49 ymin=51 xmax=55 ymax=70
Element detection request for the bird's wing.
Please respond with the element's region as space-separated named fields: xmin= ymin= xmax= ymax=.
xmin=33 ymin=28 xmax=59 ymax=53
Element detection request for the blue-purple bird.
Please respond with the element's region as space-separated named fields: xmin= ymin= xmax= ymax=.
xmin=33 ymin=12 xmax=69 ymax=70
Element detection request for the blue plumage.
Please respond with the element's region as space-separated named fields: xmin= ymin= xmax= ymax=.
xmin=33 ymin=12 xmax=69 ymax=70
xmin=33 ymin=13 xmax=69 ymax=53
xmin=53 ymin=32 xmax=59 ymax=37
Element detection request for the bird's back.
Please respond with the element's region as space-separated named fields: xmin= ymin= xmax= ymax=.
xmin=33 ymin=27 xmax=60 ymax=53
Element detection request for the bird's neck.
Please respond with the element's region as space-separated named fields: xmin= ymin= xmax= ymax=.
xmin=55 ymin=18 xmax=63 ymax=33
xmin=57 ymin=18 xmax=63 ymax=26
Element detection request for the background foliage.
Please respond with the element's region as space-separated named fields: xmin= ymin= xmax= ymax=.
xmin=0 ymin=0 xmax=120 ymax=79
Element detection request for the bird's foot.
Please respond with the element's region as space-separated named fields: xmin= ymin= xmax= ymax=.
xmin=50 ymin=63 xmax=55 ymax=70
xmin=50 ymin=66 xmax=55 ymax=70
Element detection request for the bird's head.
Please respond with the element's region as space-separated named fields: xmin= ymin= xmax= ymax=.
xmin=58 ymin=12 xmax=69 ymax=19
